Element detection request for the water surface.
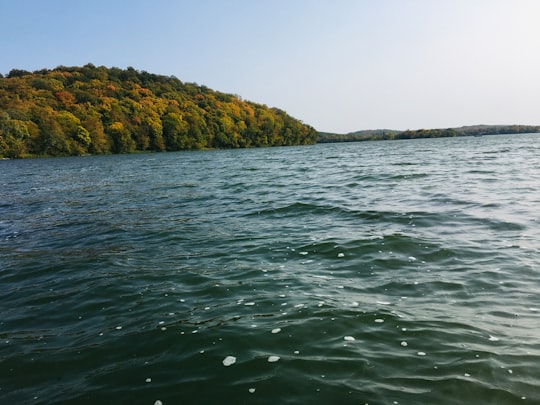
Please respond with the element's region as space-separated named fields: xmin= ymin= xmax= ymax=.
xmin=1 ymin=134 xmax=540 ymax=404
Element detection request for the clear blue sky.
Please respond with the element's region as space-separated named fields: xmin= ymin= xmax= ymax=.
xmin=1 ymin=0 xmax=539 ymax=133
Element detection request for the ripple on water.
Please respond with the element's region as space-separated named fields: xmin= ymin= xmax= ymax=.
xmin=2 ymin=137 xmax=540 ymax=403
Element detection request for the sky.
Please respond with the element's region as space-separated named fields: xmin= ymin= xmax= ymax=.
xmin=1 ymin=0 xmax=539 ymax=133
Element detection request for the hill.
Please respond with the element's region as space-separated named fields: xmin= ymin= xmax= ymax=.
xmin=317 ymin=129 xmax=401 ymax=143
xmin=0 ymin=65 xmax=317 ymax=158
xmin=318 ymin=125 xmax=540 ymax=143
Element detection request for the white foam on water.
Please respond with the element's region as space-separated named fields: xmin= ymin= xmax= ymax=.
xmin=222 ymin=356 xmax=237 ymax=366
xmin=300 ymin=251 xmax=308 ymax=255
xmin=244 ymin=302 xmax=255 ymax=306
xmin=489 ymin=335 xmax=499 ymax=342
xmin=417 ymin=352 xmax=426 ymax=356
xmin=294 ymin=304 xmax=305 ymax=308
xmin=268 ymin=355 xmax=280 ymax=362
xmin=376 ymin=301 xmax=391 ymax=305
xmin=344 ymin=336 xmax=355 ymax=341
xmin=408 ymin=256 xmax=417 ymax=261
xmin=271 ymin=328 xmax=281 ymax=334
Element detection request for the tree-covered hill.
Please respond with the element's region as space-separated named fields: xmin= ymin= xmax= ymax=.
xmin=318 ymin=125 xmax=540 ymax=143
xmin=0 ymin=64 xmax=317 ymax=158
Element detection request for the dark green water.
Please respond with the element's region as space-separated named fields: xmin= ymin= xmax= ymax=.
xmin=1 ymin=134 xmax=540 ymax=404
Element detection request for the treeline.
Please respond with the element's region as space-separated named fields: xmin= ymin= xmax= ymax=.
xmin=0 ymin=64 xmax=317 ymax=158
xmin=318 ymin=129 xmax=400 ymax=143
xmin=400 ymin=125 xmax=540 ymax=139
xmin=318 ymin=125 xmax=540 ymax=143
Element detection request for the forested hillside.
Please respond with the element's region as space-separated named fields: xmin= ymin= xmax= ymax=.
xmin=318 ymin=125 xmax=540 ymax=143
xmin=0 ymin=64 xmax=317 ymax=158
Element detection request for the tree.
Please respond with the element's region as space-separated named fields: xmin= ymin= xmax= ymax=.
xmin=0 ymin=112 xmax=29 ymax=158
xmin=108 ymin=121 xmax=135 ymax=153
xmin=0 ymin=65 xmax=319 ymax=157
xmin=83 ymin=114 xmax=110 ymax=154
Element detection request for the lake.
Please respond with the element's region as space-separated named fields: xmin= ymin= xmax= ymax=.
xmin=1 ymin=134 xmax=540 ymax=404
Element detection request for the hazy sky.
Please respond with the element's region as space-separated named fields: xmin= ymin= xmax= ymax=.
xmin=1 ymin=0 xmax=539 ymax=133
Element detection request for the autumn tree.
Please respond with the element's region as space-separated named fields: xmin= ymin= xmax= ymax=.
xmin=0 ymin=65 xmax=319 ymax=157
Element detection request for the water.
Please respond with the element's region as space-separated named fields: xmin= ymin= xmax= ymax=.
xmin=1 ymin=134 xmax=540 ymax=404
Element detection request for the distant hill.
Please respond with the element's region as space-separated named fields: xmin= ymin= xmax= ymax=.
xmin=318 ymin=125 xmax=540 ymax=143
xmin=0 ymin=65 xmax=317 ymax=158
xmin=318 ymin=129 xmax=400 ymax=143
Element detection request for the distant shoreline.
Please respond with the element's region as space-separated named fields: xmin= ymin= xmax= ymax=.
xmin=317 ymin=125 xmax=540 ymax=143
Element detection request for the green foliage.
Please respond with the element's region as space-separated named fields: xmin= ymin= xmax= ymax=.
xmin=0 ymin=111 xmax=30 ymax=158
xmin=0 ymin=65 xmax=317 ymax=157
